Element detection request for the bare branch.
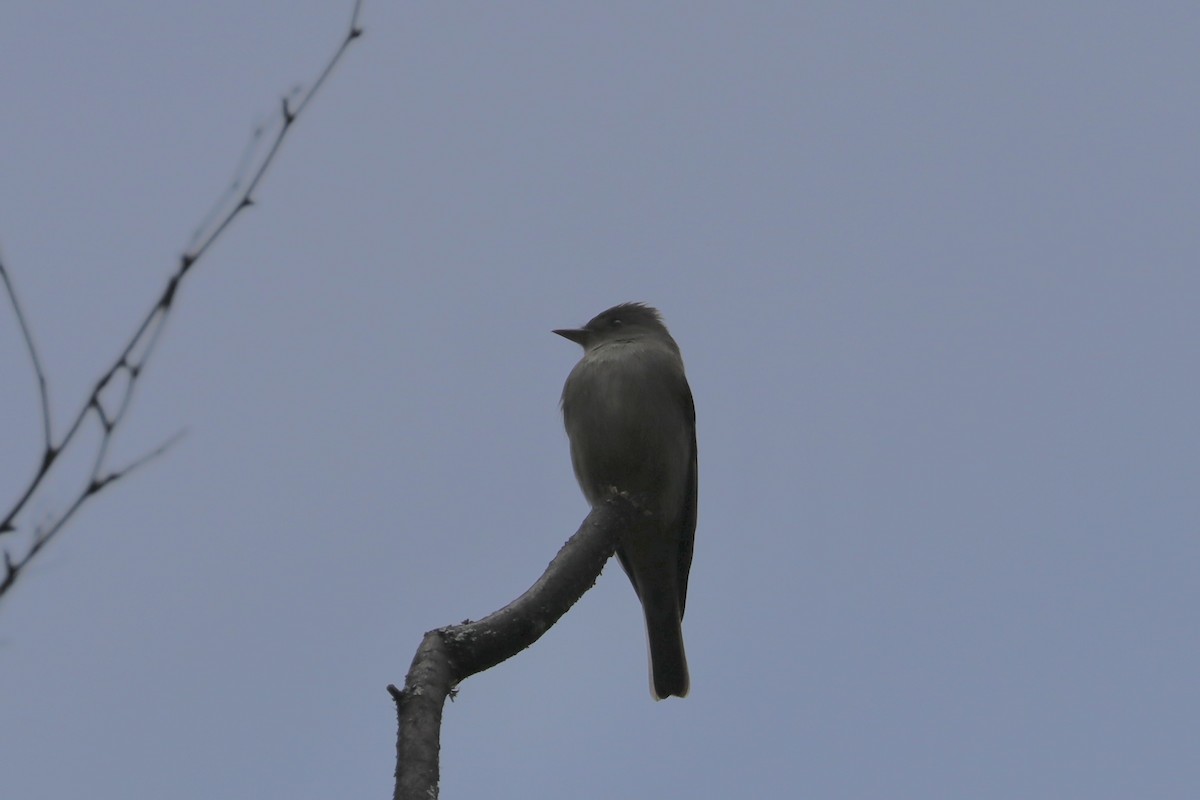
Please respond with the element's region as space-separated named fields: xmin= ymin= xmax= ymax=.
xmin=392 ymin=497 xmax=637 ymax=800
xmin=0 ymin=1 xmax=363 ymax=607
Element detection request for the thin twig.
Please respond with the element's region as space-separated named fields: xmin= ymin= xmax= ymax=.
xmin=91 ymin=429 xmax=188 ymax=495
xmin=185 ymin=0 xmax=364 ymax=270
xmin=0 ymin=258 xmax=53 ymax=454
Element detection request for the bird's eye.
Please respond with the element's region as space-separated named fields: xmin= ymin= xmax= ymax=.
xmin=611 ymin=319 xmax=623 ymax=328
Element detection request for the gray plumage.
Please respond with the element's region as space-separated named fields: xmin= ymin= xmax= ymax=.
xmin=555 ymin=303 xmax=696 ymax=699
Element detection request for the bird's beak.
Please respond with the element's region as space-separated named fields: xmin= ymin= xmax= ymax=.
xmin=553 ymin=328 xmax=590 ymax=346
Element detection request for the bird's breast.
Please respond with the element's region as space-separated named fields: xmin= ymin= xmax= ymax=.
xmin=562 ymin=346 xmax=691 ymax=521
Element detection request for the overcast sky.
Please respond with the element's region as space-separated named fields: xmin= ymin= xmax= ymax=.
xmin=2 ymin=3 xmax=1198 ymax=798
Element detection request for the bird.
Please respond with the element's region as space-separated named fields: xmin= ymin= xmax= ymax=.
xmin=554 ymin=302 xmax=696 ymax=699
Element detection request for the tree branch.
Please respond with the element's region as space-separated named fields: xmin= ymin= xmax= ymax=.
xmin=0 ymin=0 xmax=364 ymax=607
xmin=390 ymin=497 xmax=637 ymax=800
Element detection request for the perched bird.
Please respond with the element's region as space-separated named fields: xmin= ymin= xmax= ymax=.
xmin=555 ymin=302 xmax=696 ymax=699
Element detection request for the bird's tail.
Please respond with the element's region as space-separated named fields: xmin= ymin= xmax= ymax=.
xmin=642 ymin=588 xmax=690 ymax=700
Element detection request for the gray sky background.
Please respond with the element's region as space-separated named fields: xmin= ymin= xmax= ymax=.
xmin=2 ymin=3 xmax=1198 ymax=798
